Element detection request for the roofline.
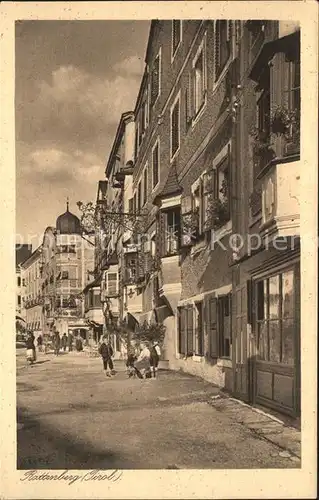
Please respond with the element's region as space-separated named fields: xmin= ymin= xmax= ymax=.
xmin=105 ymin=111 xmax=134 ymax=177
xmin=145 ymin=20 xmax=158 ymax=64
xmin=20 ymin=245 xmax=42 ymax=268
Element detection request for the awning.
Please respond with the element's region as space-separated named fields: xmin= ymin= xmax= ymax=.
xmin=155 ymin=304 xmax=174 ymax=323
xmin=16 ymin=315 xmax=26 ymax=323
xmin=126 ymin=312 xmax=139 ymax=331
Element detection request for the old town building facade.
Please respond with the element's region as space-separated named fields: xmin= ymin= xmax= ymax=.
xmin=20 ymin=246 xmax=43 ymax=338
xmin=41 ymin=203 xmax=95 ymax=339
xmin=96 ymin=20 xmax=300 ymax=418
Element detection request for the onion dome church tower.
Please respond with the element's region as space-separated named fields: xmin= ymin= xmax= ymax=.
xmin=56 ymin=199 xmax=82 ymax=235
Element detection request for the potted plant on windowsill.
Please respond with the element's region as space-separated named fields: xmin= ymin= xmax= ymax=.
xmin=205 ymin=180 xmax=230 ymax=231
xmin=270 ymin=105 xmax=300 ymax=155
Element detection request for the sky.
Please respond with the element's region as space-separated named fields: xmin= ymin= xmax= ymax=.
xmin=15 ymin=20 xmax=150 ymax=247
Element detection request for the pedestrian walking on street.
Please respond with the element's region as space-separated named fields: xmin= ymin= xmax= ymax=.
xmin=98 ymin=336 xmax=114 ymax=377
xmin=126 ymin=345 xmax=138 ymax=378
xmin=25 ymin=332 xmax=36 ymax=365
xmin=150 ymin=341 xmax=161 ymax=379
xmin=36 ymin=334 xmax=43 ymax=353
xmin=134 ymin=342 xmax=151 ymax=379
xmin=61 ymin=333 xmax=67 ymax=352
xmin=53 ymin=331 xmax=60 ymax=356
xmin=67 ymin=331 xmax=73 ymax=352
xmin=75 ymin=335 xmax=83 ymax=352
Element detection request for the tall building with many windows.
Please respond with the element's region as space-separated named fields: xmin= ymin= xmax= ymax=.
xmin=41 ymin=203 xmax=94 ymax=339
xmin=20 ymin=246 xmax=43 ymax=337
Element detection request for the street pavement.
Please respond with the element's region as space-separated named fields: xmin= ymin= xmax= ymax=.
xmin=16 ymin=348 xmax=301 ymax=470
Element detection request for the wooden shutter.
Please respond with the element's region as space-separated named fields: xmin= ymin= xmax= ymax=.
xmin=179 ymin=307 xmax=186 ymax=355
xmin=156 ymin=211 xmax=167 ymax=258
xmin=215 ymin=21 xmax=221 ymax=79
xmin=247 ymin=279 xmax=253 ymax=326
xmin=186 ymin=306 xmax=194 ymax=355
xmin=208 ymin=297 xmax=219 ymax=357
xmin=203 ymin=171 xmax=215 ymax=230
xmin=185 ymin=73 xmax=193 ymax=126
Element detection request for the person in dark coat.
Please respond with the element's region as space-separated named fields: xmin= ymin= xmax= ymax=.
xmin=26 ymin=332 xmax=36 ymax=362
xmin=37 ymin=334 xmax=43 ymax=352
xmin=75 ymin=335 xmax=83 ymax=352
xmin=61 ymin=333 xmax=67 ymax=352
xmin=98 ymin=337 xmax=114 ymax=377
xmin=53 ymin=332 xmax=60 ymax=356
xmin=67 ymin=331 xmax=73 ymax=352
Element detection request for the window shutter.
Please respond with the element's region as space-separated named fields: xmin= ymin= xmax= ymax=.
xmin=186 ymin=306 xmax=194 ymax=355
xmin=185 ymin=73 xmax=193 ymax=126
xmin=247 ymin=279 xmax=253 ymax=325
xmin=198 ymin=178 xmax=204 ymax=234
xmin=179 ymin=307 xmax=186 ymax=355
xmin=208 ymin=297 xmax=219 ymax=357
xmin=156 ymin=211 xmax=167 ymax=258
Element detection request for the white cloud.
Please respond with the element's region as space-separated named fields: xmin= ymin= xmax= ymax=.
xmin=36 ymin=63 xmax=142 ymax=126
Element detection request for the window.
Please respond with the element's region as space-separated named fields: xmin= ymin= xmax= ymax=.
xmin=137 ymin=181 xmax=142 ymax=213
xmin=61 ymin=271 xmax=69 ymax=280
xmin=128 ymin=197 xmax=133 ymax=214
xmin=170 ymin=94 xmax=180 ymax=159
xmin=195 ymin=302 xmax=204 ymax=356
xmin=22 ymin=279 xmax=25 ymax=287
xmin=247 ymin=20 xmax=265 ymax=48
xmin=106 ymin=272 xmax=118 ymax=297
xmin=215 ymin=154 xmax=230 ymax=221
xmin=256 ymin=268 xmax=296 ymax=365
xmin=150 ymin=51 xmax=161 ymax=107
xmin=152 ymin=140 xmax=159 ymax=188
xmin=177 ymin=306 xmax=194 ymax=356
xmin=215 ymin=20 xmax=232 ymax=80
xmin=193 ymin=42 xmax=206 ymax=115
xmin=18 ymin=295 xmax=21 ymax=306
xmin=185 ymin=72 xmax=193 ymax=128
xmin=285 ymin=58 xmax=300 ymax=151
xmin=143 ymin=166 xmax=148 ymax=206
xmin=172 ymin=20 xmax=182 ymax=58
xmin=17 ymin=276 xmax=21 ymax=287
xmin=207 ymin=294 xmax=232 ymax=359
xmin=164 ymin=208 xmax=181 ymax=256
xmin=134 ymin=121 xmax=139 ymax=159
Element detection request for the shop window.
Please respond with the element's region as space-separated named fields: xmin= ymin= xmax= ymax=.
xmin=152 ymin=140 xmax=160 ymax=188
xmin=172 ymin=20 xmax=182 ymax=58
xmin=256 ymin=269 xmax=296 ymax=365
xmin=170 ymin=94 xmax=180 ymax=159
xmin=215 ymin=20 xmax=232 ymax=81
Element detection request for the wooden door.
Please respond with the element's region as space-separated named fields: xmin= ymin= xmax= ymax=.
xmin=233 ymin=284 xmax=249 ymax=401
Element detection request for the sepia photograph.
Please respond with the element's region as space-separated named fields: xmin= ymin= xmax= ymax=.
xmin=1 ymin=2 xmax=318 ymax=499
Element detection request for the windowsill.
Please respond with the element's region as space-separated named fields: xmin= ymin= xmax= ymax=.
xmin=161 ymin=254 xmax=180 ymax=264
xmin=217 ymin=357 xmax=232 ymax=368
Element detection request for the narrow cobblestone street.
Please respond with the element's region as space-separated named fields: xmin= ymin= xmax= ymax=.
xmin=17 ymin=348 xmax=301 ymax=470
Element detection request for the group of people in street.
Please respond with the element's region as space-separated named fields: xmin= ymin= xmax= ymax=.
xmin=24 ymin=330 xmax=87 ymax=363
xmin=98 ymin=335 xmax=161 ymax=380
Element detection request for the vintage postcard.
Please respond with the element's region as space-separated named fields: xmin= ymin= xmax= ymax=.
xmin=0 ymin=1 xmax=318 ymax=499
